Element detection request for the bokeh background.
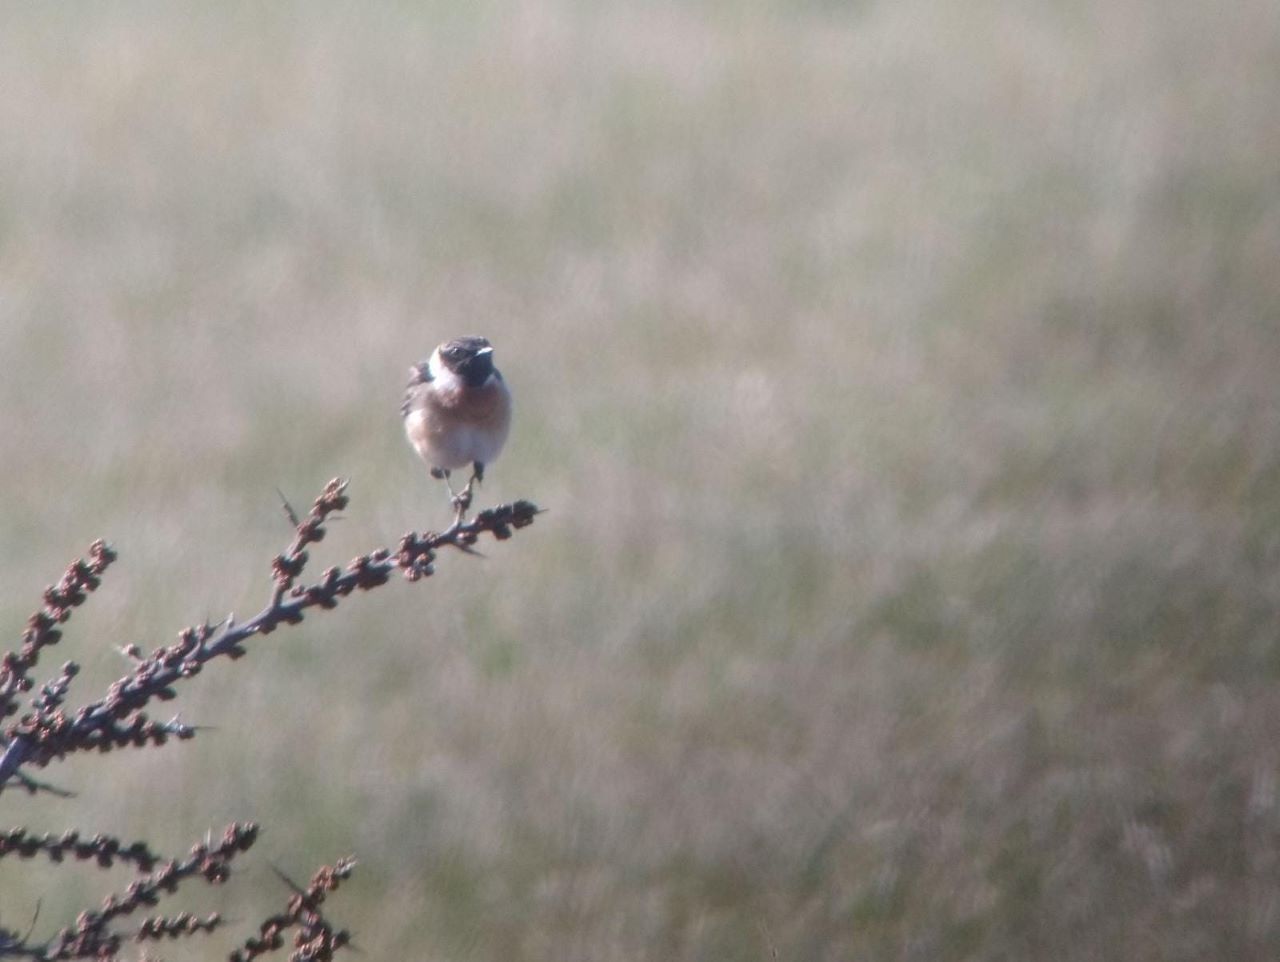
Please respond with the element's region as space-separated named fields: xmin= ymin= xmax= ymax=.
xmin=3 ymin=1 xmax=1280 ymax=959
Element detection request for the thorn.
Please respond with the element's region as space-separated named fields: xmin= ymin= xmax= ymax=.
xmin=22 ymin=900 xmax=41 ymax=945
xmin=166 ymin=712 xmax=209 ymax=731
xmin=13 ymin=771 xmax=75 ymax=798
xmin=268 ymin=862 xmax=310 ymax=899
xmin=276 ymin=488 xmax=301 ymax=527
xmin=449 ymin=541 xmax=486 ymax=559
xmin=344 ymin=935 xmax=367 ymax=955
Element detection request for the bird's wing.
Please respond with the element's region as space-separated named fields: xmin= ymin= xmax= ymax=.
xmin=400 ymin=362 xmax=432 ymax=418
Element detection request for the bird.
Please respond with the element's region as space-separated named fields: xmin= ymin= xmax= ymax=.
xmin=402 ymin=336 xmax=512 ymax=518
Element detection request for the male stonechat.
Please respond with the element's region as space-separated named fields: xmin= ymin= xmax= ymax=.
xmin=402 ymin=336 xmax=512 ymax=516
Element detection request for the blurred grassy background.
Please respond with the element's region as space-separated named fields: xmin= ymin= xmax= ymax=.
xmin=2 ymin=0 xmax=1280 ymax=958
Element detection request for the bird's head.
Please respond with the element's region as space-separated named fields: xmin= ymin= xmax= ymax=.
xmin=435 ymin=336 xmax=497 ymax=388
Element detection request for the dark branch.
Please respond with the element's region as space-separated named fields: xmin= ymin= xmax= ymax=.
xmin=0 ymin=542 xmax=116 ymax=726
xmin=0 ymin=480 xmax=540 ymax=791
xmin=229 ymin=856 xmax=357 ymax=962
xmin=0 ymin=828 xmax=164 ymax=872
xmin=1 ymin=823 xmax=257 ymax=961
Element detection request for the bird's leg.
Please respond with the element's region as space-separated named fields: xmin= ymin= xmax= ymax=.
xmin=430 ymin=464 xmax=484 ymax=528
xmin=432 ymin=466 xmax=466 ymax=512
xmin=432 ymin=466 xmax=454 ymax=493
xmin=438 ymin=468 xmax=473 ymax=527
xmin=451 ymin=461 xmax=484 ymax=521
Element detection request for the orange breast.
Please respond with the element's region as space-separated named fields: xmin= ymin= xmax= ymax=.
xmin=425 ymin=378 xmax=511 ymax=431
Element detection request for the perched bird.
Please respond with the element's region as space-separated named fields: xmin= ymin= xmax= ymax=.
xmin=402 ymin=336 xmax=512 ymax=514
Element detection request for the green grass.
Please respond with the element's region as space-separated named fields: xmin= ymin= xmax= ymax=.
xmin=2 ymin=1 xmax=1280 ymax=959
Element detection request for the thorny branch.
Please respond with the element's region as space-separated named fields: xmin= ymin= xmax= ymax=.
xmin=0 ymin=478 xmax=539 ymax=790
xmin=0 ymin=540 xmax=116 ymax=733
xmin=228 ymin=858 xmax=357 ymax=962
xmin=0 ymin=822 xmax=256 ymax=960
xmin=0 ymin=828 xmax=163 ymax=872
xmin=0 ymin=827 xmax=353 ymax=962
xmin=0 ymin=478 xmax=538 ymax=959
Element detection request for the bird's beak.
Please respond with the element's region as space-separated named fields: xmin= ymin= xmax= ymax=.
xmin=476 ymin=346 xmax=494 ymax=357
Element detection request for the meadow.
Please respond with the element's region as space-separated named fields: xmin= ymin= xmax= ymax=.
xmin=2 ymin=1 xmax=1279 ymax=959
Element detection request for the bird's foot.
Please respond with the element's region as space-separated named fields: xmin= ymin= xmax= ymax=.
xmin=450 ymin=486 xmax=473 ymax=519
xmin=448 ymin=472 xmax=481 ymax=526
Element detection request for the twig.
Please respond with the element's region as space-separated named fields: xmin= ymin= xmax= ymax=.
xmin=0 ymin=828 xmax=163 ymax=872
xmin=1 ymin=823 xmax=257 ymax=960
xmin=7 ymin=772 xmax=74 ymax=799
xmin=229 ymin=856 xmax=356 ymax=962
xmin=0 ymin=480 xmax=540 ymax=791
xmin=0 ymin=542 xmax=116 ymax=726
xmin=0 ymin=478 xmax=537 ymax=960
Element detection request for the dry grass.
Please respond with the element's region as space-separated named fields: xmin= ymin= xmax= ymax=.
xmin=2 ymin=0 xmax=1280 ymax=958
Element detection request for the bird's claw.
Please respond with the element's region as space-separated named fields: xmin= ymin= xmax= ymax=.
xmin=450 ymin=478 xmax=478 ymax=526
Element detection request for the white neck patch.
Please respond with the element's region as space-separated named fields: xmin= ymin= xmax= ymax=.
xmin=427 ymin=348 xmax=461 ymax=390
xmin=428 ymin=346 xmax=496 ymax=389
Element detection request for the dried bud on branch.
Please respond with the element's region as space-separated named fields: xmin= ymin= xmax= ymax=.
xmin=0 ymin=541 xmax=116 ymax=724
xmin=134 ymin=912 xmax=223 ymax=942
xmin=0 ymin=828 xmax=161 ymax=871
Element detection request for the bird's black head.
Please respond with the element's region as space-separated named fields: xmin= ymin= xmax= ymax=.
xmin=439 ymin=336 xmax=497 ymax=388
